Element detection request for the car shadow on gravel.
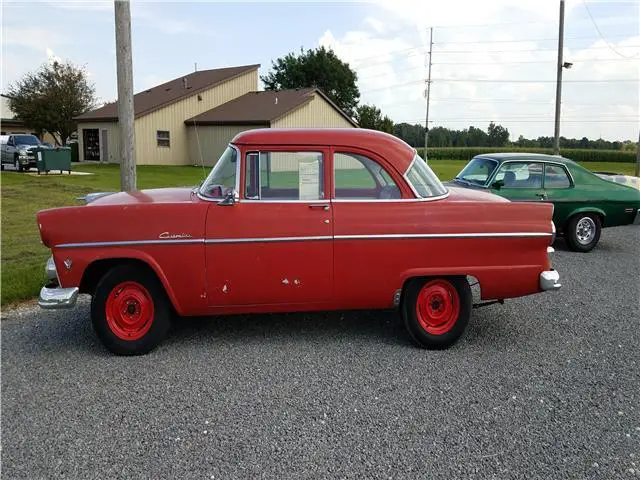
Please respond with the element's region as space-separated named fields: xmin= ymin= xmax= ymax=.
xmin=166 ymin=309 xmax=414 ymax=348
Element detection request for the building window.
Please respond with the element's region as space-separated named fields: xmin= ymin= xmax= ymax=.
xmin=157 ymin=130 xmax=170 ymax=147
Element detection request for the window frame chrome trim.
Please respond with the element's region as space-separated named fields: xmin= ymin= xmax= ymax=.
xmin=483 ymin=159 xmax=576 ymax=189
xmin=403 ymin=154 xmax=450 ymax=200
xmin=196 ymin=144 xmax=241 ymax=203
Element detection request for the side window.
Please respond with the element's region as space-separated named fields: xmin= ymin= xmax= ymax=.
xmin=245 ymin=151 xmax=323 ymax=201
xmin=494 ymin=162 xmax=543 ymax=188
xmin=156 ymin=130 xmax=170 ymax=147
xmin=334 ymin=152 xmax=401 ymax=199
xmin=544 ymin=164 xmax=571 ymax=188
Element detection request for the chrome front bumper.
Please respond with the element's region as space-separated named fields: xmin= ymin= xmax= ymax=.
xmin=39 ymin=255 xmax=79 ymax=309
xmin=540 ymin=270 xmax=561 ymax=291
xmin=39 ymin=286 xmax=79 ymax=309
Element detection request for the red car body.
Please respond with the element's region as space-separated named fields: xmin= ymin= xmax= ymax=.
xmin=37 ymin=129 xmax=560 ymax=354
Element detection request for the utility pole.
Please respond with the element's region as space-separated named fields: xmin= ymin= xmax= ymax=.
xmin=636 ymin=129 xmax=639 ymax=177
xmin=553 ymin=0 xmax=565 ymax=156
xmin=424 ymin=27 xmax=433 ymax=163
xmin=115 ymin=0 xmax=136 ymax=191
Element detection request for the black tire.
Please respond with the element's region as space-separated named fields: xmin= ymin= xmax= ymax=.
xmin=565 ymin=213 xmax=601 ymax=252
xmin=14 ymin=157 xmax=22 ymax=172
xmin=402 ymin=276 xmax=472 ymax=349
xmin=91 ymin=264 xmax=172 ymax=355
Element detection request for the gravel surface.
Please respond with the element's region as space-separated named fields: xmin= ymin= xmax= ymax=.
xmin=2 ymin=226 xmax=639 ymax=479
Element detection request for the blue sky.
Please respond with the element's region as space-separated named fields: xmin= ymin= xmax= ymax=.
xmin=2 ymin=1 xmax=639 ymax=141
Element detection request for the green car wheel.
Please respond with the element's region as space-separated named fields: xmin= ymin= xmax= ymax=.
xmin=565 ymin=213 xmax=601 ymax=252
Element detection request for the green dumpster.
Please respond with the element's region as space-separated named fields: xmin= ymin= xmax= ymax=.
xmin=35 ymin=146 xmax=72 ymax=174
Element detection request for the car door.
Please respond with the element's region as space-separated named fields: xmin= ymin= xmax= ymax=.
xmin=489 ymin=161 xmax=545 ymax=202
xmin=542 ymin=162 xmax=576 ymax=226
xmin=2 ymin=136 xmax=14 ymax=164
xmin=204 ymin=146 xmax=333 ymax=306
xmin=330 ymin=149 xmax=409 ymax=308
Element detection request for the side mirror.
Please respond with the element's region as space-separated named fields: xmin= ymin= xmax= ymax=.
xmin=217 ymin=189 xmax=237 ymax=206
xmin=490 ymin=179 xmax=504 ymax=190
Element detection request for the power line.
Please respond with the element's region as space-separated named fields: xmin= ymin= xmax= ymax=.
xmin=582 ymin=0 xmax=640 ymax=59
xmin=396 ymin=119 xmax=640 ymax=124
xmin=433 ymin=78 xmax=637 ymax=83
xmin=431 ymin=57 xmax=633 ymax=65
xmin=431 ymin=44 xmax=640 ymax=54
xmin=432 ymin=32 xmax=634 ymax=45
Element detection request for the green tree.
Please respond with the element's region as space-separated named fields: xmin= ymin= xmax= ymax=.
xmin=261 ymin=46 xmax=360 ymax=117
xmin=487 ymin=121 xmax=509 ymax=147
xmin=356 ymin=104 xmax=394 ymax=133
xmin=7 ymin=60 xmax=97 ymax=145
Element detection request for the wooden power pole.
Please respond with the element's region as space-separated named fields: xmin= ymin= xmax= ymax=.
xmin=423 ymin=27 xmax=433 ymax=163
xmin=115 ymin=0 xmax=136 ymax=191
xmin=636 ymin=129 xmax=640 ymax=177
xmin=553 ymin=0 xmax=565 ymax=156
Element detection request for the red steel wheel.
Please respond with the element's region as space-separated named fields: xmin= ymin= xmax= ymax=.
xmin=415 ymin=279 xmax=460 ymax=335
xmin=105 ymin=281 xmax=155 ymax=340
xmin=402 ymin=276 xmax=472 ymax=349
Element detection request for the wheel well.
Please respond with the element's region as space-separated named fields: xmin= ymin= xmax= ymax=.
xmin=399 ymin=275 xmax=480 ymax=306
xmin=565 ymin=211 xmax=605 ymax=231
xmin=79 ymin=258 xmax=159 ymax=295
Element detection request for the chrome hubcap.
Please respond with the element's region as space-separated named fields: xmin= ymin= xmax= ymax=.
xmin=576 ymin=217 xmax=596 ymax=245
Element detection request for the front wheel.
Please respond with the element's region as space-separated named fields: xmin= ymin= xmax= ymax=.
xmin=565 ymin=213 xmax=601 ymax=252
xmin=91 ymin=264 xmax=172 ymax=355
xmin=14 ymin=157 xmax=22 ymax=172
xmin=402 ymin=277 xmax=472 ymax=349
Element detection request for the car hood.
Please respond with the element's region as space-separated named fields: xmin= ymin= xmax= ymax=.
xmin=86 ymin=187 xmax=196 ymax=206
xmin=444 ymin=185 xmax=509 ymax=203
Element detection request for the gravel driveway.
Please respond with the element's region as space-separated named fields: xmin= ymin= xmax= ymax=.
xmin=2 ymin=227 xmax=639 ymax=479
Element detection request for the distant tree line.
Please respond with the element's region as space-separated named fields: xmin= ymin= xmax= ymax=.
xmin=393 ymin=122 xmax=635 ymax=151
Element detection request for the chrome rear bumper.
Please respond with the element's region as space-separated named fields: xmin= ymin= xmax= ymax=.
xmin=540 ymin=270 xmax=561 ymax=291
xmin=39 ymin=286 xmax=79 ymax=309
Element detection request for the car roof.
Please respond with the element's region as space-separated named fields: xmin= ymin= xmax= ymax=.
xmin=231 ymin=128 xmax=417 ymax=173
xmin=474 ymin=152 xmax=578 ymax=166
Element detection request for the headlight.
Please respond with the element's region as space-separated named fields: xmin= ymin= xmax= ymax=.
xmin=551 ymin=221 xmax=556 ymax=244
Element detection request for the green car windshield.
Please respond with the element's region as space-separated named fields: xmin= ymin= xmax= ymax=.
xmin=456 ymin=157 xmax=498 ymax=186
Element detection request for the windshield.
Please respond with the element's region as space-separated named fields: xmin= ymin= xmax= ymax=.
xmin=456 ymin=157 xmax=498 ymax=186
xmin=15 ymin=135 xmax=40 ymax=146
xmin=405 ymin=154 xmax=448 ymax=198
xmin=198 ymin=145 xmax=238 ymax=198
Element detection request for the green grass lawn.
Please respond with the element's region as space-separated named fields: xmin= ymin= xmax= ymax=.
xmin=0 ymin=160 xmax=636 ymax=306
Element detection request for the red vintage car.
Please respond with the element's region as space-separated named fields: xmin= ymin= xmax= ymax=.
xmin=36 ymin=129 xmax=560 ymax=355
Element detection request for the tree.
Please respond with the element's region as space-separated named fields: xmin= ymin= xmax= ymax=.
xmin=487 ymin=121 xmax=509 ymax=147
xmin=7 ymin=60 xmax=97 ymax=145
xmin=355 ymin=104 xmax=394 ymax=133
xmin=261 ymin=46 xmax=360 ymax=117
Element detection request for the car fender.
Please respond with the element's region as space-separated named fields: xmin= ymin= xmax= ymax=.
xmin=65 ymin=248 xmax=184 ymax=315
xmin=565 ymin=206 xmax=606 ymax=224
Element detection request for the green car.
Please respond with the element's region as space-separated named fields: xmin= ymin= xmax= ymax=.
xmin=449 ymin=153 xmax=640 ymax=252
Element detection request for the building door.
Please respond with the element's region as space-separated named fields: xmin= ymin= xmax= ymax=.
xmin=100 ymin=129 xmax=109 ymax=162
xmin=82 ymin=129 xmax=100 ymax=161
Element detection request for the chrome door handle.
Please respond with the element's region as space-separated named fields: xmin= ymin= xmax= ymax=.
xmin=536 ymin=193 xmax=547 ymax=200
xmin=309 ymin=204 xmax=330 ymax=211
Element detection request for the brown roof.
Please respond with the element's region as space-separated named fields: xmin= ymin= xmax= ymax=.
xmin=75 ymin=64 xmax=260 ymax=122
xmin=184 ymin=88 xmax=358 ymax=127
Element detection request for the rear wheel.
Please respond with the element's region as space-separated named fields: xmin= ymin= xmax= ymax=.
xmin=91 ymin=264 xmax=171 ymax=355
xmin=402 ymin=277 xmax=472 ymax=349
xmin=566 ymin=213 xmax=601 ymax=252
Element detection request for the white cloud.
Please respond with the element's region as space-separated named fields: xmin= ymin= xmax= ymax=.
xmin=319 ymin=0 xmax=639 ymax=141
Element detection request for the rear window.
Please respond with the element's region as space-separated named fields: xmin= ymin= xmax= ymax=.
xmin=404 ymin=154 xmax=448 ymax=198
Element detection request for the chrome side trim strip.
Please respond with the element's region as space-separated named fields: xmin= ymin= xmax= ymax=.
xmin=55 ymin=232 xmax=551 ymax=248
xmin=205 ymin=235 xmax=332 ymax=244
xmin=56 ymin=239 xmax=205 ymax=248
xmin=335 ymin=232 xmax=551 ymax=240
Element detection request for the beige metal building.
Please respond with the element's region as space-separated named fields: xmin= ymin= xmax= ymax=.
xmin=74 ymin=64 xmax=357 ymax=165
xmin=1 ymin=94 xmax=57 ymax=144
